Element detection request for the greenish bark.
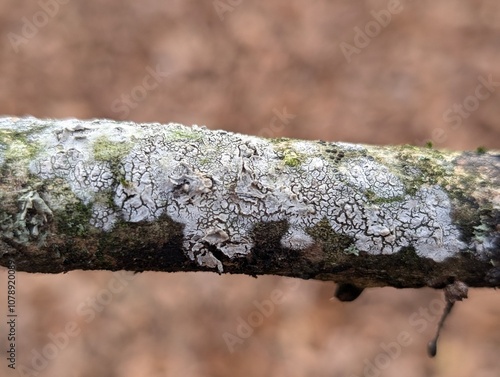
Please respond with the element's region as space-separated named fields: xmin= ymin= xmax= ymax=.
xmin=0 ymin=116 xmax=498 ymax=288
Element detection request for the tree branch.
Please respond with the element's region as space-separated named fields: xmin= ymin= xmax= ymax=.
xmin=0 ymin=116 xmax=498 ymax=288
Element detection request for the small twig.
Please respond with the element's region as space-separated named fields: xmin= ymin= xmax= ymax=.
xmin=428 ymin=281 xmax=469 ymax=357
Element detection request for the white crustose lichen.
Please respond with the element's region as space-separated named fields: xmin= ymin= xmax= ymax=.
xmin=0 ymin=117 xmax=466 ymax=271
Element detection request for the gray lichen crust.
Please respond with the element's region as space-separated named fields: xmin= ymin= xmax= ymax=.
xmin=0 ymin=117 xmax=482 ymax=272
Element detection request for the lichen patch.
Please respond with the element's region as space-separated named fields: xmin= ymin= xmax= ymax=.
xmin=0 ymin=117 xmax=468 ymax=271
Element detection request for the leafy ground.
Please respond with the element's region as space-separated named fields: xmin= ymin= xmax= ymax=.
xmin=0 ymin=1 xmax=499 ymax=376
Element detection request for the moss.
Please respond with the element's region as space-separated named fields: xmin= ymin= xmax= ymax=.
xmin=36 ymin=178 xmax=92 ymax=238
xmin=169 ymin=128 xmax=203 ymax=141
xmin=435 ymin=152 xmax=495 ymax=244
xmin=92 ymin=136 xmax=133 ymax=196
xmin=365 ymin=189 xmax=405 ymax=205
xmin=283 ymin=150 xmax=302 ymax=167
xmin=92 ymin=189 xmax=116 ymax=210
xmin=0 ymin=130 xmax=41 ymax=165
xmin=269 ymin=137 xmax=291 ymax=144
xmin=56 ymin=200 xmax=93 ymax=237
xmin=119 ymin=177 xmax=133 ymax=189
xmin=306 ymin=217 xmax=355 ymax=262
xmin=198 ymin=156 xmax=211 ymax=166
xmin=274 ymin=144 xmax=305 ymax=168
xmin=389 ymin=145 xmax=451 ymax=196
xmin=476 ymin=146 xmax=487 ymax=154
xmin=93 ymin=136 xmax=132 ymax=162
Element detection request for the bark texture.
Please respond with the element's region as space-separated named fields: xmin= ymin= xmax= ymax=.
xmin=0 ymin=116 xmax=498 ymax=288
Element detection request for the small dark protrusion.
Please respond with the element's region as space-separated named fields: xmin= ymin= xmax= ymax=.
xmin=427 ymin=340 xmax=437 ymax=357
xmin=334 ymin=283 xmax=364 ymax=302
xmin=444 ymin=280 xmax=468 ymax=303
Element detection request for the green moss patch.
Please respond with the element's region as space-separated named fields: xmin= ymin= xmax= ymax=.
xmin=92 ymin=136 xmax=132 ymax=162
xmin=306 ymin=217 xmax=355 ymax=260
xmin=274 ymin=144 xmax=305 ymax=168
xmin=0 ymin=130 xmax=41 ymax=166
xmin=169 ymin=127 xmax=203 ymax=141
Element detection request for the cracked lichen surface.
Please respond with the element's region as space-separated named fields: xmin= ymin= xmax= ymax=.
xmin=0 ymin=117 xmax=471 ymax=271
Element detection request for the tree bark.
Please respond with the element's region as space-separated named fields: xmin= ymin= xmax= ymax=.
xmin=0 ymin=116 xmax=498 ymax=288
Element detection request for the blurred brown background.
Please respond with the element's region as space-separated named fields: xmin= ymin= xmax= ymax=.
xmin=0 ymin=1 xmax=499 ymax=376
